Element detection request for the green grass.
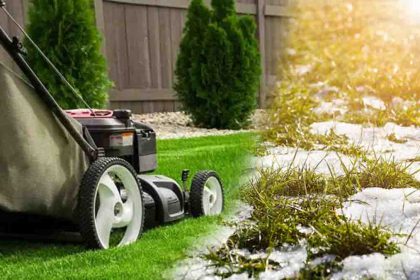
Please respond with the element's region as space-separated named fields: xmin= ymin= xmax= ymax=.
xmin=0 ymin=133 xmax=254 ymax=280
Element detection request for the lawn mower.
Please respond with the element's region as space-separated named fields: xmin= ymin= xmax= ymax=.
xmin=0 ymin=1 xmax=224 ymax=249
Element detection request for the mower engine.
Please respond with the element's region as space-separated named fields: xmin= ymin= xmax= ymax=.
xmin=66 ymin=109 xmax=157 ymax=174
xmin=66 ymin=109 xmax=203 ymax=229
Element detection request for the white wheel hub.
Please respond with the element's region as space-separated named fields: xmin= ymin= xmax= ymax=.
xmin=94 ymin=165 xmax=142 ymax=249
xmin=202 ymin=177 xmax=223 ymax=215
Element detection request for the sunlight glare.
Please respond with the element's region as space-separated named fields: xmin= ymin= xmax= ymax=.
xmin=403 ymin=0 xmax=420 ymax=23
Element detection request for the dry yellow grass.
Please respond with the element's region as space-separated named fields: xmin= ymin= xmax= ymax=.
xmin=268 ymin=0 xmax=419 ymax=146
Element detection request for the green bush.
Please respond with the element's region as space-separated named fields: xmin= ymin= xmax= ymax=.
xmin=175 ymin=0 xmax=261 ymax=129
xmin=25 ymin=0 xmax=112 ymax=109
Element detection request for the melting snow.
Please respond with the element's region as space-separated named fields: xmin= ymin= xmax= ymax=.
xmin=254 ymin=147 xmax=356 ymax=176
xmin=172 ymin=118 xmax=420 ymax=280
xmin=251 ymin=120 xmax=420 ymax=279
xmin=309 ymin=121 xmax=420 ymax=180
xmin=310 ymin=121 xmax=420 ymax=158
xmin=332 ymin=187 xmax=420 ymax=279
xmin=313 ymin=99 xmax=348 ymax=116
xmin=362 ymin=96 xmax=386 ymax=110
xmin=259 ymin=246 xmax=308 ymax=280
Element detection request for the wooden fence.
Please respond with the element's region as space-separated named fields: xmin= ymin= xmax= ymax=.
xmin=96 ymin=0 xmax=291 ymax=113
xmin=0 ymin=0 xmax=29 ymax=74
xmin=0 ymin=0 xmax=290 ymax=113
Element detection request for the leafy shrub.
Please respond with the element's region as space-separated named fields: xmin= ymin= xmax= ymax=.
xmin=175 ymin=0 xmax=261 ymax=129
xmin=25 ymin=0 xmax=112 ymax=109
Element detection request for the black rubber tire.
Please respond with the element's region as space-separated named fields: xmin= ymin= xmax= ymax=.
xmin=189 ymin=171 xmax=224 ymax=218
xmin=77 ymin=157 xmax=145 ymax=249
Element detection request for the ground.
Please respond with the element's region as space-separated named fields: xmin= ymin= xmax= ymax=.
xmin=167 ymin=106 xmax=420 ymax=280
xmin=0 ymin=133 xmax=254 ymax=280
xmin=133 ymin=110 xmax=266 ymax=139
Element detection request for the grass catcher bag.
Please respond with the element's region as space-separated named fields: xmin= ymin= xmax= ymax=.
xmin=0 ymin=63 xmax=88 ymax=220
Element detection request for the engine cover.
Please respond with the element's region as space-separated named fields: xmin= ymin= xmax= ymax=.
xmin=66 ymin=109 xmax=157 ymax=173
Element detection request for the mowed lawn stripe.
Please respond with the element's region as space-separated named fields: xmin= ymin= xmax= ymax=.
xmin=0 ymin=133 xmax=254 ymax=280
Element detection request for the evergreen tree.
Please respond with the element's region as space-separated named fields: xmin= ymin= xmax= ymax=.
xmin=175 ymin=0 xmax=211 ymax=118
xmin=25 ymin=0 xmax=112 ymax=109
xmin=175 ymin=0 xmax=261 ymax=129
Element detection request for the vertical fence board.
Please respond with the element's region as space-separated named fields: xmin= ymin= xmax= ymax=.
xmin=170 ymin=8 xmax=183 ymax=75
xmin=103 ymin=2 xmax=130 ymax=89
xmin=158 ymin=7 xmax=173 ymax=89
xmin=126 ymin=5 xmax=151 ymax=88
xmin=147 ymin=6 xmax=162 ymax=89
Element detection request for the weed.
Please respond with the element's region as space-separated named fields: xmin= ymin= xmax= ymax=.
xmin=407 ymin=156 xmax=420 ymax=163
xmin=358 ymin=158 xmax=420 ymax=189
xmin=296 ymin=259 xmax=342 ymax=280
xmin=387 ymin=133 xmax=408 ymax=144
xmin=265 ymin=85 xmax=318 ymax=150
xmin=308 ymin=218 xmax=400 ymax=259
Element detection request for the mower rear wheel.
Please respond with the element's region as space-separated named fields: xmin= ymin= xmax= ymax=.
xmin=77 ymin=157 xmax=144 ymax=249
xmin=190 ymin=171 xmax=224 ymax=217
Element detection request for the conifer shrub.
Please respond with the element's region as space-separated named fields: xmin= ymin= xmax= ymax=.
xmin=175 ymin=0 xmax=261 ymax=129
xmin=25 ymin=0 xmax=112 ymax=109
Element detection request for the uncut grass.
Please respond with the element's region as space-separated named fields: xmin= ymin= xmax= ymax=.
xmin=205 ymin=156 xmax=419 ymax=277
xmin=264 ymin=88 xmax=366 ymax=158
xmin=267 ymin=0 xmax=420 ymax=149
xmin=0 ymin=133 xmax=254 ymax=280
xmin=359 ymin=158 xmax=420 ymax=189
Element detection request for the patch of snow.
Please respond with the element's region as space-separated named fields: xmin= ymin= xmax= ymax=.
xmin=331 ymin=253 xmax=420 ymax=280
xmin=286 ymin=48 xmax=297 ymax=56
xmin=254 ymin=147 xmax=356 ymax=176
xmin=297 ymin=224 xmax=315 ymax=235
xmin=383 ymin=122 xmax=420 ymax=141
xmin=310 ymin=255 xmax=336 ymax=267
xmin=170 ymin=202 xmax=254 ymax=280
xmin=259 ymin=246 xmax=307 ymax=280
xmin=362 ymin=96 xmax=386 ymax=111
xmin=333 ymin=187 xmax=420 ymax=279
xmin=314 ymin=87 xmax=340 ymax=100
xmin=171 ymin=258 xmax=221 ymax=280
xmin=391 ymin=97 xmax=417 ymax=110
xmin=340 ymin=188 xmax=420 ymax=238
xmin=313 ymin=99 xmax=348 ymax=115
xmin=310 ymin=121 xmax=420 ymax=163
xmin=294 ymin=65 xmax=313 ymax=76
xmin=225 ymin=273 xmax=251 ymax=280
xmin=411 ymin=162 xmax=420 ymax=182
xmin=331 ymin=253 xmax=387 ymax=280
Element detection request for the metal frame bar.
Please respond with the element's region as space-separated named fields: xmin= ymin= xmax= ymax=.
xmin=0 ymin=26 xmax=98 ymax=160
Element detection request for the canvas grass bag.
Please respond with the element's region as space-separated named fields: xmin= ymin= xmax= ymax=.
xmin=0 ymin=62 xmax=88 ymax=220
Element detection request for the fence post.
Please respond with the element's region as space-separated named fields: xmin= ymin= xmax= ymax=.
xmin=257 ymin=0 xmax=266 ymax=108
xmin=22 ymin=0 xmax=30 ymax=20
xmin=94 ymin=0 xmax=107 ymax=55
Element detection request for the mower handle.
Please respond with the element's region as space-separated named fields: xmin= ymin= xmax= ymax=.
xmin=0 ymin=25 xmax=99 ymax=161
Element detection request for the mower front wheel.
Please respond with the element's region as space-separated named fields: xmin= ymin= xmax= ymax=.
xmin=190 ymin=171 xmax=224 ymax=217
xmin=77 ymin=157 xmax=144 ymax=249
